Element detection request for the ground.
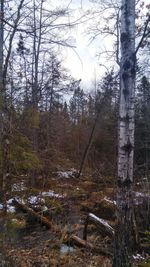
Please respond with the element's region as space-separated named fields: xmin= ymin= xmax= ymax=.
xmin=0 ymin=171 xmax=149 ymax=266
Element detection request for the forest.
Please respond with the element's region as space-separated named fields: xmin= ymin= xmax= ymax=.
xmin=0 ymin=0 xmax=150 ymax=266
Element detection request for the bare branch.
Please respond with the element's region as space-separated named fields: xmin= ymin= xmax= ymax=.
xmin=135 ymin=16 xmax=150 ymax=54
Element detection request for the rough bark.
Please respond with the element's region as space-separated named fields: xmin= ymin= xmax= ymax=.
xmin=77 ymin=113 xmax=99 ymax=178
xmin=118 ymin=0 xmax=135 ymax=186
xmin=113 ymin=0 xmax=136 ymax=266
xmin=69 ymin=235 xmax=112 ymax=257
xmin=0 ymin=0 xmax=4 ymax=145
xmin=83 ymin=213 xmax=114 ymax=240
xmin=31 ymin=0 xmax=44 ymax=186
xmin=12 ymin=199 xmax=60 ymax=232
xmin=0 ymin=0 xmax=8 ymax=212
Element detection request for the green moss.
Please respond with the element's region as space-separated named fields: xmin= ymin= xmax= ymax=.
xmin=138 ymin=259 xmax=150 ymax=267
xmin=45 ymin=198 xmax=64 ymax=213
xmin=8 ymin=218 xmax=26 ymax=230
xmin=9 ymin=133 xmax=42 ymax=173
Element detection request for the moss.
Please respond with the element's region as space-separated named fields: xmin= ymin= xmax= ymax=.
xmin=23 ymin=107 xmax=40 ymax=129
xmin=8 ymin=133 xmax=42 ymax=173
xmin=138 ymin=259 xmax=150 ymax=267
xmin=8 ymin=218 xmax=26 ymax=230
xmin=45 ymin=198 xmax=64 ymax=213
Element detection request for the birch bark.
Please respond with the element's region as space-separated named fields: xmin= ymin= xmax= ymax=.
xmin=118 ymin=0 xmax=135 ymax=186
xmin=113 ymin=0 xmax=136 ymax=266
xmin=0 ymin=0 xmax=4 ymax=111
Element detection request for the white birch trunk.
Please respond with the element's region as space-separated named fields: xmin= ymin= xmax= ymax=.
xmin=118 ymin=0 xmax=135 ymax=186
xmin=0 ymin=0 xmax=4 ymax=108
xmin=113 ymin=0 xmax=136 ymax=266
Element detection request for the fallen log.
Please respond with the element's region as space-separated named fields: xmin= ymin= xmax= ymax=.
xmin=68 ymin=235 xmax=112 ymax=257
xmin=83 ymin=213 xmax=114 ymax=240
xmin=13 ymin=199 xmax=113 ymax=257
xmin=12 ymin=199 xmax=60 ymax=233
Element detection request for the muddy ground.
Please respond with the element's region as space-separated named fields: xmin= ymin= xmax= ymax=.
xmin=0 ymin=173 xmax=149 ymax=267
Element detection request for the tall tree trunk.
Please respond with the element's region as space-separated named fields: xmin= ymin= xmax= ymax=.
xmin=0 ymin=0 xmax=7 ymax=212
xmin=113 ymin=0 xmax=136 ymax=266
xmin=31 ymin=0 xmax=44 ymax=186
xmin=77 ymin=113 xmax=99 ymax=178
xmin=0 ymin=0 xmax=4 ymax=119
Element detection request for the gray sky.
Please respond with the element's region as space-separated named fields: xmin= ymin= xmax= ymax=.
xmin=61 ymin=0 xmax=115 ymax=87
xmin=62 ymin=0 xmax=150 ymax=87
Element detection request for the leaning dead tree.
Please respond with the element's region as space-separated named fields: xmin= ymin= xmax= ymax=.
xmin=113 ymin=0 xmax=136 ymax=267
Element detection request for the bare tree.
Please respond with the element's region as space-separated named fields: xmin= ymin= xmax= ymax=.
xmin=113 ymin=0 xmax=136 ymax=266
xmin=0 ymin=0 xmax=25 ymax=211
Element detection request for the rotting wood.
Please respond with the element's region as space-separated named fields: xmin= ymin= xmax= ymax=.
xmin=13 ymin=199 xmax=113 ymax=257
xmin=83 ymin=213 xmax=114 ymax=240
xmin=68 ymin=235 xmax=113 ymax=257
xmin=12 ymin=199 xmax=60 ymax=232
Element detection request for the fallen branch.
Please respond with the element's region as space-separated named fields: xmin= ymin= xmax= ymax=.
xmin=83 ymin=213 xmax=114 ymax=240
xmin=12 ymin=199 xmax=60 ymax=232
xmin=13 ymin=199 xmax=113 ymax=257
xmin=68 ymin=235 xmax=112 ymax=257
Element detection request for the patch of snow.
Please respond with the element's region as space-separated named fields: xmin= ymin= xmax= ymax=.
xmin=133 ymin=254 xmax=145 ymax=260
xmin=41 ymin=190 xmax=63 ymax=198
xmin=89 ymin=213 xmax=114 ymax=234
xmin=133 ymin=191 xmax=150 ymax=205
xmin=28 ymin=196 xmax=39 ymax=204
xmin=28 ymin=196 xmax=45 ymax=205
xmin=7 ymin=197 xmax=23 ymax=213
xmin=60 ymin=244 xmax=74 ymax=254
xmin=103 ymin=197 xmax=116 ymax=205
xmin=12 ymin=182 xmax=27 ymax=192
xmin=56 ymin=168 xmax=77 ymax=179
xmin=142 ymin=177 xmax=148 ymax=181
xmin=7 ymin=198 xmax=15 ymax=205
xmin=0 ymin=198 xmax=16 ymax=213
xmin=7 ymin=205 xmax=16 ymax=213
xmin=135 ymin=192 xmax=147 ymax=197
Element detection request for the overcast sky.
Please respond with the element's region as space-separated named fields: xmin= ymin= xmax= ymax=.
xmin=61 ymin=0 xmax=150 ymax=88
xmin=61 ymin=0 xmax=116 ymax=88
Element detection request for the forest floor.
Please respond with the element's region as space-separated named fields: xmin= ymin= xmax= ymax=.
xmin=0 ymin=170 xmax=149 ymax=267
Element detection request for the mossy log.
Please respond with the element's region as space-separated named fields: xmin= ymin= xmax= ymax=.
xmin=12 ymin=199 xmax=60 ymax=232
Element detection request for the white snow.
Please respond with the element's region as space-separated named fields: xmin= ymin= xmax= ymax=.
xmin=7 ymin=205 xmax=16 ymax=213
xmin=142 ymin=177 xmax=148 ymax=181
xmin=134 ymin=192 xmax=147 ymax=197
xmin=103 ymin=197 xmax=116 ymax=205
xmin=133 ymin=254 xmax=145 ymax=260
xmin=0 ymin=189 xmax=63 ymax=213
xmin=27 ymin=190 xmax=63 ymax=205
xmin=27 ymin=196 xmax=45 ymax=204
xmin=12 ymin=182 xmax=27 ymax=192
xmin=41 ymin=190 xmax=63 ymax=198
xmin=56 ymin=168 xmax=77 ymax=179
xmin=89 ymin=213 xmax=114 ymax=234
xmin=133 ymin=191 xmax=149 ymax=205
xmin=60 ymin=244 xmax=74 ymax=254
xmin=0 ymin=198 xmax=16 ymax=213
